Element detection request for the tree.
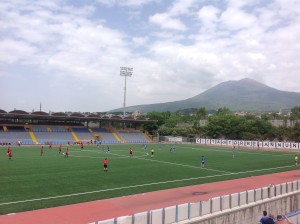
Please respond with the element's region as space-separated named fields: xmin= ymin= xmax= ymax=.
xmin=216 ymin=107 xmax=231 ymax=116
xmin=164 ymin=114 xmax=178 ymax=128
xmin=206 ymin=108 xmax=242 ymax=139
xmin=290 ymin=123 xmax=300 ymax=142
xmin=140 ymin=112 xmax=164 ymax=134
xmin=291 ymin=106 xmax=300 ymax=120
xmin=196 ymin=107 xmax=207 ymax=119
xmin=247 ymin=118 xmax=274 ymax=140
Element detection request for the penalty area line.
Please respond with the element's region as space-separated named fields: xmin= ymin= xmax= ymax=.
xmin=0 ymin=165 xmax=294 ymax=207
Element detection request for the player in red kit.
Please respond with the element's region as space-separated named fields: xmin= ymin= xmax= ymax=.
xmin=8 ymin=149 xmax=12 ymax=160
xmin=64 ymin=148 xmax=69 ymax=158
xmin=103 ymin=158 xmax=108 ymax=172
xmin=7 ymin=146 xmax=11 ymax=154
xmin=129 ymin=148 xmax=133 ymax=157
xmin=59 ymin=144 xmax=62 ymax=154
xmin=40 ymin=146 xmax=44 ymax=156
xmin=80 ymin=142 xmax=84 ymax=150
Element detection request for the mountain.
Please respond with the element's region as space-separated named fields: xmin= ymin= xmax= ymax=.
xmin=110 ymin=78 xmax=300 ymax=113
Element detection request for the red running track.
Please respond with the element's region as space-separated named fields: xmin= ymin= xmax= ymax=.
xmin=0 ymin=170 xmax=299 ymax=224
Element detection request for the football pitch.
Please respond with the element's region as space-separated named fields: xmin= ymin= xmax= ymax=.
xmin=0 ymin=143 xmax=298 ymax=215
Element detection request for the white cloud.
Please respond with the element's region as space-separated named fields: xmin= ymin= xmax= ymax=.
xmin=197 ymin=5 xmax=220 ymax=29
xmin=96 ymin=0 xmax=160 ymax=7
xmin=149 ymin=13 xmax=187 ymax=31
xmin=148 ymin=0 xmax=199 ymax=31
xmin=220 ymin=8 xmax=257 ymax=30
xmin=225 ymin=0 xmax=258 ymax=9
xmin=168 ymin=0 xmax=197 ymax=16
xmin=1 ymin=0 xmax=300 ymax=112
xmin=0 ymin=39 xmax=38 ymax=64
xmin=132 ymin=36 xmax=149 ymax=46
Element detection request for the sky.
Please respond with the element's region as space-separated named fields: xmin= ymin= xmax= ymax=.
xmin=1 ymin=0 xmax=300 ymax=113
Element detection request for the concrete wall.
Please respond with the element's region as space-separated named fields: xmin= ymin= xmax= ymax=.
xmin=93 ymin=180 xmax=300 ymax=224
xmin=181 ymin=193 xmax=300 ymax=224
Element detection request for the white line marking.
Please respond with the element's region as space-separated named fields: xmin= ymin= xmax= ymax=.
xmin=134 ymin=156 xmax=233 ymax=174
xmin=108 ymin=152 xmax=229 ymax=172
xmin=108 ymin=152 xmax=148 ymax=159
xmin=188 ymin=145 xmax=295 ymax=157
xmin=68 ymin=148 xmax=148 ymax=159
xmin=0 ymin=165 xmax=295 ymax=207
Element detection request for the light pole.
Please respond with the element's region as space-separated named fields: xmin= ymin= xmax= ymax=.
xmin=120 ymin=67 xmax=133 ymax=117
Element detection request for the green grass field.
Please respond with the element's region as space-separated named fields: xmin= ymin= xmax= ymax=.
xmin=0 ymin=143 xmax=298 ymax=215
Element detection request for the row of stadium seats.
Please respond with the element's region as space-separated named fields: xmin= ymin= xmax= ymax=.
xmin=32 ymin=126 xmax=68 ymax=132
xmin=34 ymin=132 xmax=75 ymax=142
xmin=0 ymin=126 xmax=151 ymax=145
xmin=119 ymin=131 xmax=150 ymax=143
xmin=72 ymin=128 xmax=93 ymax=140
xmin=92 ymin=128 xmax=118 ymax=143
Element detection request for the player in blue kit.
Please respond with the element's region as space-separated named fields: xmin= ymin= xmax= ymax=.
xmin=201 ymin=155 xmax=205 ymax=168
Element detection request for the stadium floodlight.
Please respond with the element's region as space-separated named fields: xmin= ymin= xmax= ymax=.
xmin=120 ymin=67 xmax=133 ymax=117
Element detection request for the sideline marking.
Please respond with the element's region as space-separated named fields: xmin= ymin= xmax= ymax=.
xmin=188 ymin=145 xmax=295 ymax=157
xmin=108 ymin=152 xmax=231 ymax=173
xmin=68 ymin=147 xmax=149 ymax=159
xmin=108 ymin=152 xmax=148 ymax=159
xmin=0 ymin=165 xmax=294 ymax=207
xmin=135 ymin=156 xmax=233 ymax=174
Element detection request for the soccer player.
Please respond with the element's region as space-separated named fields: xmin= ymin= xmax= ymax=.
xmin=7 ymin=146 xmax=11 ymax=154
xmin=103 ymin=158 xmax=108 ymax=172
xmin=40 ymin=146 xmax=44 ymax=156
xmin=64 ymin=148 xmax=69 ymax=158
xmin=129 ymin=147 xmax=133 ymax=157
xmin=295 ymin=155 xmax=298 ymax=166
xmin=107 ymin=145 xmax=110 ymax=153
xmin=232 ymin=147 xmax=235 ymax=158
xmin=80 ymin=142 xmax=83 ymax=150
xmin=49 ymin=143 xmax=52 ymax=149
xmin=59 ymin=144 xmax=62 ymax=154
xmin=8 ymin=149 xmax=12 ymax=160
xmin=151 ymin=148 xmax=154 ymax=157
xmin=201 ymin=155 xmax=205 ymax=168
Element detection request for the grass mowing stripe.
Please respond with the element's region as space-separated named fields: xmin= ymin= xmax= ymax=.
xmin=0 ymin=164 xmax=294 ymax=207
xmin=1 ymin=144 xmax=297 ymax=214
xmin=189 ymin=145 xmax=295 ymax=157
xmin=108 ymin=151 xmax=232 ymax=174
xmin=134 ymin=156 xmax=233 ymax=174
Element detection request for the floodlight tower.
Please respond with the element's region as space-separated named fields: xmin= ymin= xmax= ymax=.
xmin=120 ymin=67 xmax=133 ymax=117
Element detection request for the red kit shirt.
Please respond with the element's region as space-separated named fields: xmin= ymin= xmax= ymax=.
xmin=103 ymin=159 xmax=108 ymax=165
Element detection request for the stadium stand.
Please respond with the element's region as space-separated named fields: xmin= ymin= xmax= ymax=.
xmin=72 ymin=127 xmax=93 ymax=141
xmin=33 ymin=126 xmax=75 ymax=145
xmin=0 ymin=125 xmax=153 ymax=145
xmin=32 ymin=126 xmax=48 ymax=132
xmin=118 ymin=130 xmax=150 ymax=143
xmin=91 ymin=128 xmax=120 ymax=144
xmin=49 ymin=126 xmax=67 ymax=132
xmin=0 ymin=126 xmax=33 ymax=145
